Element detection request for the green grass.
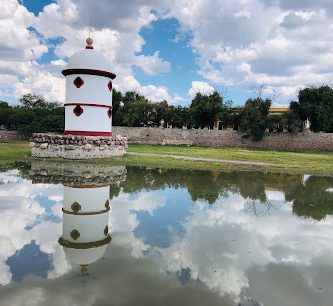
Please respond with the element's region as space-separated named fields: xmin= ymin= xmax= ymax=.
xmin=0 ymin=141 xmax=31 ymax=163
xmin=127 ymin=144 xmax=333 ymax=175
xmin=1 ymin=141 xmax=333 ymax=175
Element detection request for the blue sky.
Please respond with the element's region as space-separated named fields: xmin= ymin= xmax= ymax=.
xmin=2 ymin=0 xmax=333 ymax=106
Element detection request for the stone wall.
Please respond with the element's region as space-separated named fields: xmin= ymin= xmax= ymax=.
xmin=112 ymin=126 xmax=333 ymax=151
xmin=0 ymin=130 xmax=26 ymax=141
xmin=30 ymin=133 xmax=128 ymax=159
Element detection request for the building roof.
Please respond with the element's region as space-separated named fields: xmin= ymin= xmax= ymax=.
xmin=62 ymin=38 xmax=116 ymax=78
xmin=269 ymin=108 xmax=289 ymax=113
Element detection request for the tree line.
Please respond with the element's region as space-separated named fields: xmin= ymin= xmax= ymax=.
xmin=0 ymin=85 xmax=332 ymax=139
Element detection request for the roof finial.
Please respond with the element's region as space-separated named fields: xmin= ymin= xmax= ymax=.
xmin=86 ymin=27 xmax=93 ymax=49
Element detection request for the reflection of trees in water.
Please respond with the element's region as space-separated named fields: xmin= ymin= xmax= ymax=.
xmin=113 ymin=167 xmax=333 ymax=221
xmin=284 ymin=176 xmax=333 ymax=221
xmin=244 ymin=199 xmax=275 ymax=216
xmin=16 ymin=162 xmax=333 ymax=221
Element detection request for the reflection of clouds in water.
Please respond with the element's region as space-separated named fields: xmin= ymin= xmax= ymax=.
xmin=0 ymin=170 xmax=22 ymax=184
xmin=155 ymin=192 xmax=333 ymax=303
xmin=0 ymin=196 xmax=44 ymax=285
xmin=47 ymin=245 xmax=71 ymax=280
xmin=110 ymin=190 xmax=167 ymax=257
xmin=1 ymin=169 xmax=333 ymax=305
xmin=0 ymin=243 xmax=231 ymax=306
xmin=0 ymin=177 xmax=64 ymax=285
xmin=265 ymin=190 xmax=285 ymax=202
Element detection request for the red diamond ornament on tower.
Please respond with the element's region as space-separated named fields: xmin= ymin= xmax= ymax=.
xmin=73 ymin=105 xmax=84 ymax=116
xmin=108 ymin=81 xmax=112 ymax=91
xmin=74 ymin=77 xmax=84 ymax=88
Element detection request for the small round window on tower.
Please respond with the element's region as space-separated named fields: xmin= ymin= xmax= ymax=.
xmin=74 ymin=76 xmax=84 ymax=88
xmin=108 ymin=81 xmax=113 ymax=91
xmin=73 ymin=105 xmax=84 ymax=116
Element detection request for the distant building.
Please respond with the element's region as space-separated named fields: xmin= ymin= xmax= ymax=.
xmin=213 ymin=107 xmax=308 ymax=132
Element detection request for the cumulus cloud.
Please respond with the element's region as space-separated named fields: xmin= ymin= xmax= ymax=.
xmin=2 ymin=0 xmax=333 ymax=105
xmin=168 ymin=0 xmax=333 ymax=104
xmin=188 ymin=81 xmax=215 ymax=98
xmin=135 ymin=51 xmax=171 ymax=75
xmin=0 ymin=0 xmax=172 ymax=103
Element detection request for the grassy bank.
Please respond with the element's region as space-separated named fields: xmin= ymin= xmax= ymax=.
xmin=0 ymin=141 xmax=31 ymax=163
xmin=1 ymin=141 xmax=333 ymax=175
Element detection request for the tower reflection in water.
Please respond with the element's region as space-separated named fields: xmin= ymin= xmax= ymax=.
xmin=30 ymin=162 xmax=127 ymax=276
xmin=58 ymin=183 xmax=111 ymax=275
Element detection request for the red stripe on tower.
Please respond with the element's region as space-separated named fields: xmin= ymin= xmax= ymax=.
xmin=64 ymin=131 xmax=112 ymax=136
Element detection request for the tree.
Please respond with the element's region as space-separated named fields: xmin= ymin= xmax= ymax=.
xmin=239 ymin=98 xmax=271 ymax=140
xmin=0 ymin=101 xmax=9 ymax=108
xmin=297 ymin=85 xmax=333 ymax=132
xmin=190 ymin=91 xmax=225 ymax=129
xmin=282 ymin=101 xmax=304 ymax=134
xmin=124 ymin=98 xmax=149 ymax=127
xmin=147 ymin=101 xmax=169 ymax=127
xmin=0 ymin=101 xmax=11 ymax=128
xmin=19 ymin=94 xmax=48 ymax=108
xmin=112 ymin=89 xmax=124 ymax=126
xmin=0 ymin=94 xmax=64 ymax=134
xmin=166 ymin=106 xmax=189 ymax=128
xmin=266 ymin=114 xmax=283 ymax=132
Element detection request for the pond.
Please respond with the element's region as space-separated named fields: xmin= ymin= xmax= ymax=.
xmin=0 ymin=161 xmax=333 ymax=306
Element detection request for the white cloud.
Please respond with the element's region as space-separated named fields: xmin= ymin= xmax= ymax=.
xmin=0 ymin=0 xmax=171 ymax=103
xmin=139 ymin=85 xmax=171 ymax=102
xmin=188 ymin=81 xmax=215 ymax=98
xmin=135 ymin=51 xmax=171 ymax=75
xmin=2 ymin=0 xmax=333 ymax=105
xmin=168 ymin=0 xmax=333 ymax=104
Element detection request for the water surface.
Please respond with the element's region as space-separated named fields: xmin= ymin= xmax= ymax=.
xmin=0 ymin=162 xmax=333 ymax=306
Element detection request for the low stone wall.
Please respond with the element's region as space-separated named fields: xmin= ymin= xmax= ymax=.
xmin=112 ymin=126 xmax=333 ymax=151
xmin=0 ymin=130 xmax=26 ymax=141
xmin=30 ymin=133 xmax=128 ymax=159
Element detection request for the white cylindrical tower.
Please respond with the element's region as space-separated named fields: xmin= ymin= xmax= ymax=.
xmin=58 ymin=184 xmax=111 ymax=270
xmin=62 ymin=38 xmax=116 ymax=137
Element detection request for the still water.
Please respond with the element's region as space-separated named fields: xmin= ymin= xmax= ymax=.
xmin=1 ymin=161 xmax=333 ymax=306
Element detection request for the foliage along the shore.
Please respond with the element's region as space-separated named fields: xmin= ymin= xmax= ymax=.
xmin=1 ymin=85 xmax=333 ymax=139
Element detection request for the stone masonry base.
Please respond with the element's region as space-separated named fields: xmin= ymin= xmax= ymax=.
xmin=30 ymin=133 xmax=128 ymax=159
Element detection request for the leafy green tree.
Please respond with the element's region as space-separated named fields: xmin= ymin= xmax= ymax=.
xmin=124 ymin=98 xmax=149 ymax=127
xmin=297 ymin=86 xmax=333 ymax=132
xmin=0 ymin=94 xmax=64 ymax=134
xmin=0 ymin=101 xmax=11 ymax=128
xmin=147 ymin=101 xmax=169 ymax=127
xmin=282 ymin=101 xmax=304 ymax=134
xmin=190 ymin=91 xmax=225 ymax=129
xmin=0 ymin=101 xmax=9 ymax=108
xmin=266 ymin=115 xmax=283 ymax=132
xmin=166 ymin=106 xmax=189 ymax=128
xmin=239 ymin=98 xmax=271 ymax=140
xmin=19 ymin=94 xmax=49 ymax=109
xmin=112 ymin=89 xmax=124 ymax=126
